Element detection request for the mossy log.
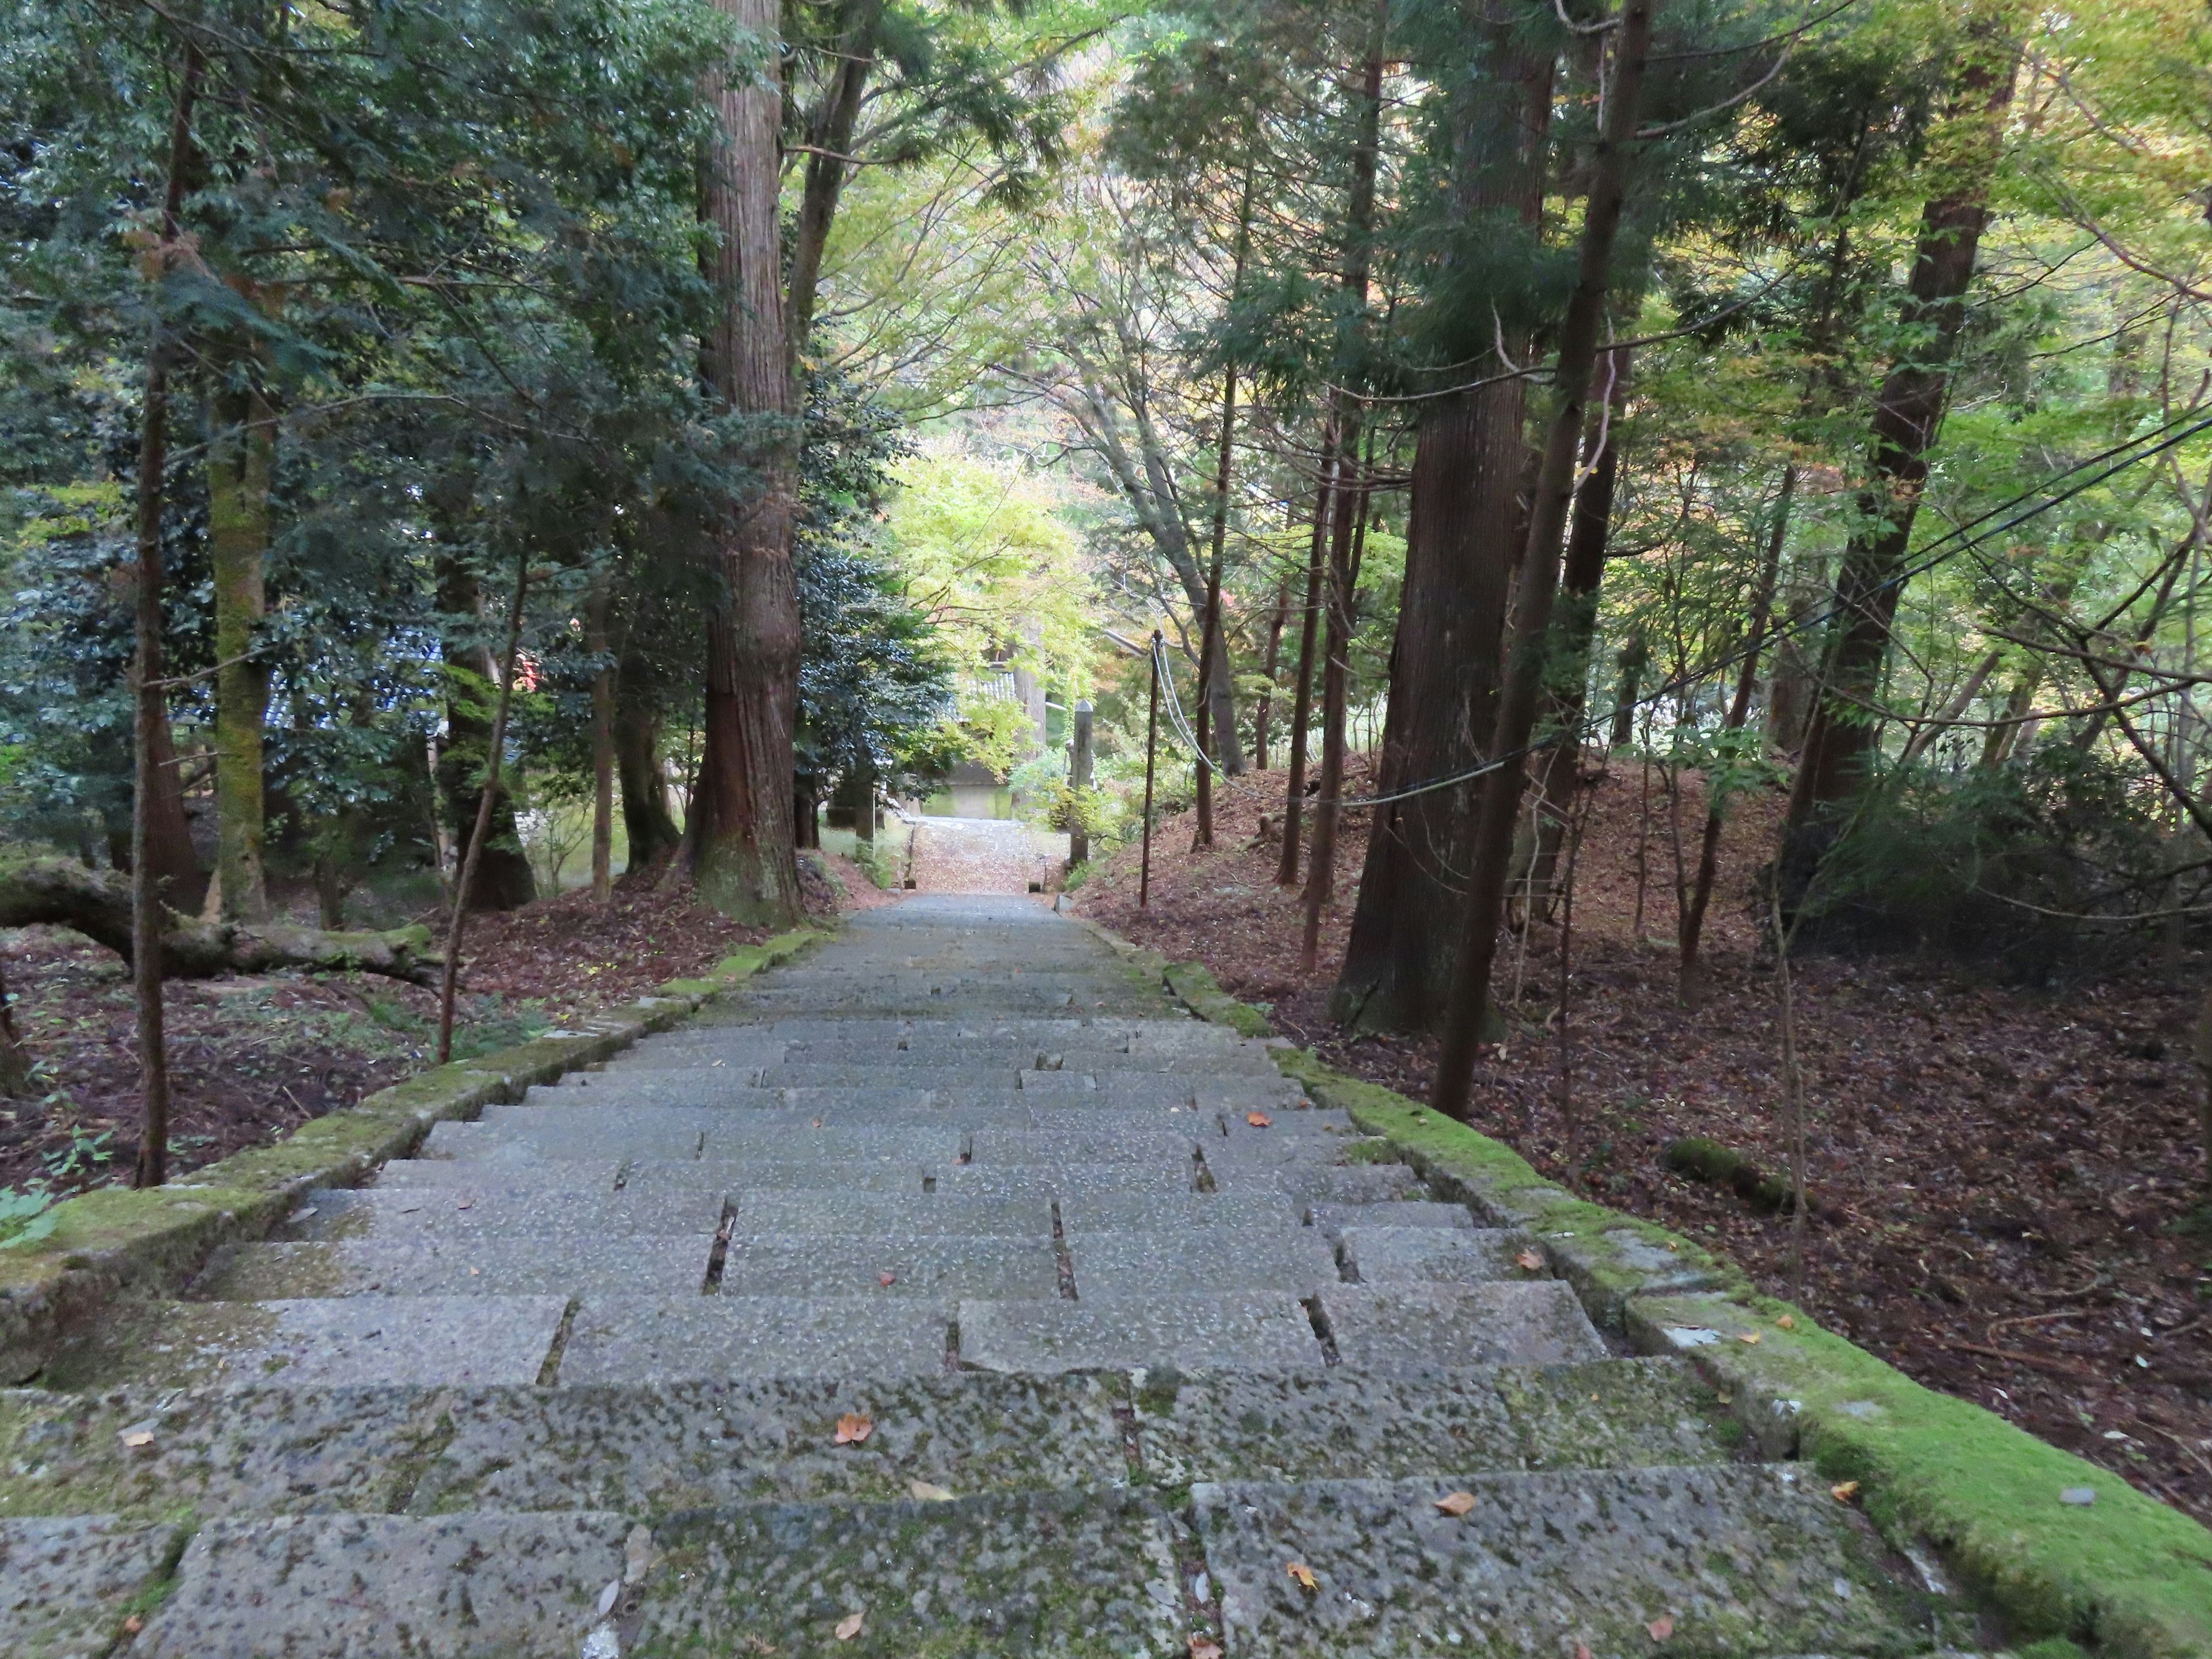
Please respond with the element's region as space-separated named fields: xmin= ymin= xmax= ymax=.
xmin=0 ymin=857 xmax=441 ymax=984
xmin=1664 ymin=1136 xmax=1802 ymax=1214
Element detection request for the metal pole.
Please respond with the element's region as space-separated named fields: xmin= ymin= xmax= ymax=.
xmin=1069 ymin=699 xmax=1093 ymax=869
xmin=1139 ymin=632 xmax=1161 ymax=908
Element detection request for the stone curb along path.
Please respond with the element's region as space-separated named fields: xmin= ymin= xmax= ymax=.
xmin=1122 ymin=936 xmax=2212 ymax=1659
xmin=0 ymin=895 xmax=2193 ymax=1657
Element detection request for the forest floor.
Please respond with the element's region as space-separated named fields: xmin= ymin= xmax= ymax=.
xmin=1080 ymin=752 xmax=2212 ymax=1523
xmin=0 ymin=849 xmax=874 ymax=1198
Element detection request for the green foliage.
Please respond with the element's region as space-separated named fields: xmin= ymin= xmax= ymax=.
xmin=0 ymin=1186 xmax=56 ymax=1251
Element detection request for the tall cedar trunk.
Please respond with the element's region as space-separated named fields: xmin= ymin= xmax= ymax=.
xmin=587 ymin=579 xmax=615 ymax=901
xmin=1432 ymin=0 xmax=1656 ymax=1120
xmin=1526 ymin=349 xmax=1634 ymax=916
xmin=1331 ymin=31 xmax=1553 ymax=1031
xmin=435 ymin=555 xmax=537 ymax=911
xmin=695 ymin=0 xmax=805 ymax=926
xmin=1275 ymin=440 xmax=1336 ymax=885
xmin=207 ymin=381 xmax=273 ymax=922
xmin=1253 ymin=575 xmax=1289 ymax=770
xmin=132 ymin=47 xmax=200 ymax=1189
xmin=1301 ymin=21 xmax=1386 ymax=968
xmin=1780 ymin=12 xmax=2020 ymax=884
xmin=615 ymin=646 xmax=683 ymax=865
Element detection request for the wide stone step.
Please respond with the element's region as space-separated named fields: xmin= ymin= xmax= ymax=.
xmin=556 ymin=1296 xmax=949 ymax=1384
xmin=189 ymin=1236 xmax=717 ymax=1301
xmin=0 ymin=1361 xmax=1733 ymax=1523
xmin=622 ymin=1158 xmax=929 ymax=1194
xmin=376 ymin=1157 xmax=620 ymax=1192
xmin=1065 ymin=1228 xmax=1339 ymax=1298
xmin=935 ymin=1162 xmax=1194 ymax=1200
xmin=280 ymin=1186 xmax=724 ymax=1242
xmin=727 ymin=1191 xmax=1053 ymax=1236
xmin=1309 ymin=1199 xmax=1472 ymax=1240
xmin=1056 ymin=1191 xmax=1302 ymax=1232
xmin=717 ymin=1233 xmax=1060 ymax=1306
xmin=1317 ymin=1282 xmax=1608 ymax=1370
xmin=1192 ymin=1465 xmax=1957 ymax=1656
xmin=1340 ymin=1225 xmax=1539 ymax=1283
xmin=960 ymin=1291 xmax=1327 ymax=1373
xmin=1215 ymin=1163 xmax=1425 ymax=1209
xmin=760 ymin=1063 xmax=1024 ymax=1090
xmin=421 ymin=1116 xmax=707 ymax=1163
xmin=969 ymin=1128 xmax=1200 ymax=1164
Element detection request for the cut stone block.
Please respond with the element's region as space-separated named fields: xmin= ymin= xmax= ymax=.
xmin=189 ymin=1236 xmax=716 ymax=1300
xmin=717 ymin=1233 xmax=1059 ymax=1306
xmin=1319 ymin=1282 xmax=1607 ymax=1371
xmin=0 ymin=1515 xmax=185 ymax=1659
xmin=634 ymin=1488 xmax=1183 ymax=1657
xmin=1339 ymin=1226 xmax=1536 ymax=1284
xmin=623 ymin=1158 xmax=925 ymax=1195
xmin=40 ymin=1296 xmax=566 ymax=1391
xmin=133 ymin=1511 xmax=628 ymax=1659
xmin=1055 ymin=1191 xmax=1301 ymax=1233
xmin=700 ymin=1126 xmax=964 ymax=1165
xmin=558 ymin=1296 xmax=948 ymax=1384
xmin=730 ymin=1191 xmax=1051 ymax=1237
xmin=1309 ymin=1199 xmax=1472 ymax=1240
xmin=968 ymin=1128 xmax=1198 ymax=1166
xmin=934 ymin=1162 xmax=1192 ymax=1200
xmin=1067 ymin=1228 xmax=1339 ymax=1299
xmin=1217 ymin=1162 xmax=1423 ymax=1208
xmin=762 ymin=1064 xmax=1022 ymax=1090
xmin=423 ymin=1117 xmax=704 ymax=1163
xmin=1192 ymin=1466 xmax=1944 ymax=1656
xmin=281 ymin=1185 xmax=724 ymax=1242
xmin=960 ymin=1291 xmax=1324 ymax=1374
xmin=375 ymin=1158 xmax=619 ymax=1192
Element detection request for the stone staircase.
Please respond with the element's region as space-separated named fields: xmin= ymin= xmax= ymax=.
xmin=2 ymin=895 xmax=1988 ymax=1656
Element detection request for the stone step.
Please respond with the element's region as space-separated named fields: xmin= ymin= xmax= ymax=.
xmin=968 ymin=1128 xmax=1200 ymax=1164
xmin=717 ymin=1233 xmax=1060 ymax=1307
xmin=279 ymin=1186 xmax=724 ymax=1242
xmin=759 ymin=1064 xmax=1024 ymax=1090
xmin=1214 ymin=1162 xmax=1425 ymax=1209
xmin=1339 ymin=1225 xmax=1539 ymax=1283
xmin=0 ymin=1360 xmax=1733 ymax=1523
xmin=40 ymin=1296 xmax=566 ymax=1391
xmin=1065 ymin=1228 xmax=1339 ymax=1299
xmin=1192 ymin=1465 xmax=1958 ymax=1656
xmin=1 ymin=1515 xmax=190 ymax=1659
xmin=934 ymin=1162 xmax=1195 ymax=1200
xmin=376 ymin=1158 xmax=620 ymax=1192
xmin=419 ymin=1116 xmax=707 ymax=1163
xmin=1309 ymin=1199 xmax=1472 ymax=1240
xmin=1316 ymin=1282 xmax=1608 ymax=1371
xmin=728 ymin=1191 xmax=1053 ymax=1237
xmin=1056 ymin=1191 xmax=1302 ymax=1233
xmin=959 ymin=1291 xmax=1326 ymax=1373
xmin=556 ymin=1296 xmax=949 ymax=1384
xmin=188 ymin=1236 xmax=717 ymax=1300
xmin=622 ymin=1158 xmax=928 ymax=1194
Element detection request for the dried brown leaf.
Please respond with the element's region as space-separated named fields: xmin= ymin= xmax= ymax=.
xmin=834 ymin=1413 xmax=873 ymax=1445
xmin=1432 ymin=1490 xmax=1476 ymax=1516
xmin=834 ymin=1611 xmax=865 ymax=1641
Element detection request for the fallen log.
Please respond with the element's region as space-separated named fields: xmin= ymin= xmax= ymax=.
xmin=0 ymin=857 xmax=442 ymax=984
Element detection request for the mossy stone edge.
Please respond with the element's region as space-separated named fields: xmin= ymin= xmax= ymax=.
xmin=0 ymin=925 xmax=831 ymax=1384
xmin=1112 ymin=938 xmax=2212 ymax=1659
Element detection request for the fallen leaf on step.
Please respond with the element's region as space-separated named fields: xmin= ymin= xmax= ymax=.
xmin=1432 ymin=1491 xmax=1476 ymax=1516
xmin=1188 ymin=1638 xmax=1223 ymax=1659
xmin=834 ymin=1611 xmax=865 ymax=1641
xmin=1775 ymin=1314 xmax=1794 ymax=1330
xmin=1647 ymin=1614 xmax=1674 ymax=1639
xmin=1664 ymin=1241 xmax=1678 ymax=1252
xmin=1735 ymin=1331 xmax=1762 ymax=1344
xmin=834 ymin=1414 xmax=873 ymax=1445
xmin=120 ymin=1429 xmax=155 ymax=1449
xmin=122 ymin=1616 xmax=142 ymax=1637
xmin=1514 ymin=1249 xmax=1543 ymax=1272
xmin=1286 ymin=1562 xmax=1317 ymax=1590
xmin=1830 ymin=1480 xmax=1860 ymax=1503
xmin=454 ymin=1196 xmax=474 ymax=1210
xmin=1247 ymin=1112 xmax=1272 ymax=1127
xmin=1574 ymin=1646 xmax=1591 ymax=1659
xmin=879 ymin=1272 xmax=897 ymax=1287
xmin=907 ymin=1479 xmax=955 ymax=1501
xmin=812 ymin=1118 xmax=823 ymax=1128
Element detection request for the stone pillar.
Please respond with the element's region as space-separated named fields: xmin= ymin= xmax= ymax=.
xmin=1069 ymin=700 xmax=1093 ymax=868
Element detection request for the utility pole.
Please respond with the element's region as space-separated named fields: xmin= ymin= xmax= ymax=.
xmin=1069 ymin=699 xmax=1093 ymax=869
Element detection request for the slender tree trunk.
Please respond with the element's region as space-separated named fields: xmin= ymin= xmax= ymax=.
xmin=1302 ymin=425 xmax=1371 ymax=970
xmin=1781 ymin=10 xmax=2021 ymax=880
xmin=437 ymin=555 xmax=529 ymax=1065
xmin=695 ymin=0 xmax=804 ymax=925
xmin=1432 ymin=0 xmax=1657 ymax=1121
xmin=1253 ymin=575 xmax=1289 ymax=771
xmin=1276 ymin=445 xmax=1335 ymax=886
xmin=1679 ymin=463 xmax=1794 ymax=1003
xmin=785 ymin=0 xmax=885 ymax=363
xmin=1194 ymin=551 xmax=1223 ymax=850
xmin=207 ymin=381 xmax=273 ymax=923
xmin=588 ymin=579 xmax=615 ymax=902
xmin=435 ymin=555 xmax=537 ymax=911
xmin=1195 ymin=171 xmax=1255 ymax=854
xmin=1609 ymin=630 xmax=1649 ymax=749
xmin=131 ymin=48 xmax=200 ymax=1189
xmin=615 ymin=646 xmax=683 ymax=865
xmin=0 ymin=955 xmax=29 ymax=1098
xmin=1331 ymin=26 xmax=1553 ymax=1032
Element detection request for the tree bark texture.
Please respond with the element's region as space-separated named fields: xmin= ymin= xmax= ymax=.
xmin=207 ymin=381 xmax=274 ymax=923
xmin=1781 ymin=10 xmax=2021 ymax=875
xmin=695 ymin=0 xmax=806 ymax=926
xmin=1331 ymin=31 xmax=1553 ymax=1031
xmin=435 ymin=555 xmax=537 ymax=911
xmin=615 ymin=646 xmax=684 ymax=866
xmin=1275 ymin=449 xmax=1335 ymax=887
xmin=1432 ymin=0 xmax=1656 ymax=1120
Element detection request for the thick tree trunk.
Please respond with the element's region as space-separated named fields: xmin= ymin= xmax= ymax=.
xmin=435 ymin=556 xmax=537 ymax=911
xmin=1432 ymin=0 xmax=1657 ymax=1121
xmin=1330 ymin=30 xmax=1552 ymax=1032
xmin=1781 ymin=12 xmax=2020 ymax=884
xmin=614 ymin=647 xmax=683 ymax=866
xmin=207 ymin=382 xmax=274 ymax=923
xmin=695 ymin=0 xmax=805 ymax=926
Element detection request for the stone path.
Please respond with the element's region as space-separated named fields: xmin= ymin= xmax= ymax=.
xmin=1 ymin=896 xmax=1985 ymax=1656
xmin=904 ymin=815 xmax=1067 ymax=893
